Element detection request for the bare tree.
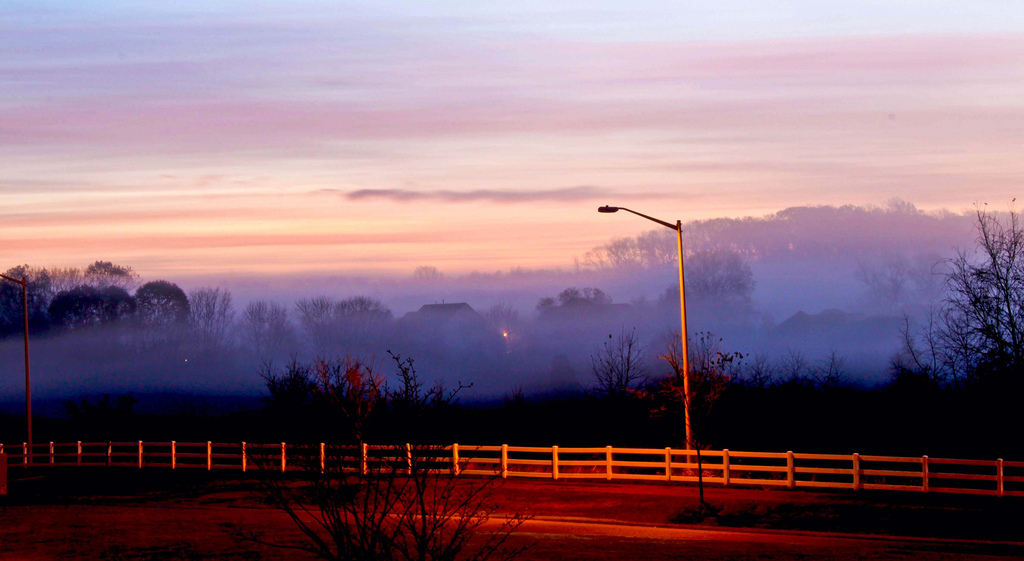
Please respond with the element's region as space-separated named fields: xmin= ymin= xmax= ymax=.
xmin=580 ymin=229 xmax=675 ymax=270
xmin=246 ymin=356 xmax=525 ymax=561
xmin=943 ymin=205 xmax=1024 ymax=378
xmin=336 ymin=296 xmax=391 ymax=318
xmin=45 ymin=266 xmax=84 ymax=298
xmin=188 ymin=286 xmax=235 ymax=351
xmin=294 ymin=295 xmax=393 ymax=356
xmin=296 ymin=296 xmax=337 ymax=354
xmin=742 ymin=353 xmax=777 ymax=389
xmin=685 ymin=250 xmax=755 ymax=302
xmin=579 ymin=229 xmax=754 ymax=306
xmin=653 ymin=332 xmax=739 ymax=509
xmin=242 ymin=299 xmax=293 ymax=358
xmin=856 ymin=255 xmax=912 ymax=313
xmin=814 ymin=350 xmax=848 ymax=389
xmin=334 ymin=296 xmax=393 ymax=352
xmin=244 ymin=443 xmax=526 ymax=561
xmin=412 ymin=266 xmax=444 ymax=282
xmin=779 ymin=348 xmax=812 ymax=387
xmin=900 ymin=204 xmax=1024 ymax=387
xmin=590 ymin=327 xmax=648 ymax=398
xmin=84 ymin=260 xmax=139 ymax=291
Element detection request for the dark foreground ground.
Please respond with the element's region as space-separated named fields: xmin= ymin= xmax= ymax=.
xmin=2 ymin=468 xmax=1023 ymax=560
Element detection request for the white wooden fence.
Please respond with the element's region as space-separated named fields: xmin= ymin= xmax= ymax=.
xmin=1 ymin=441 xmax=1021 ymax=498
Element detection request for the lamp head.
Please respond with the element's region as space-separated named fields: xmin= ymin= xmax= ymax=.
xmin=598 ymin=206 xmax=619 ymax=213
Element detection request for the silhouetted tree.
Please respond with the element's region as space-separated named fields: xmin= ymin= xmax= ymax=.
xmin=188 ymin=286 xmax=235 ymax=352
xmin=48 ymin=285 xmax=136 ymax=330
xmin=295 ymin=295 xmax=393 ymax=356
xmin=84 ymin=260 xmax=139 ymax=291
xmin=814 ymin=350 xmax=848 ymax=389
xmin=590 ymin=327 xmax=648 ymax=398
xmin=250 ymin=355 xmax=523 ymax=561
xmin=944 ymin=206 xmax=1024 ymax=381
xmin=657 ymin=251 xmax=754 ymax=312
xmin=335 ymin=296 xmax=393 ymax=352
xmin=135 ymin=280 xmax=190 ymax=327
xmin=295 ymin=295 xmax=336 ymax=354
xmin=580 ymin=230 xmax=675 ymax=270
xmin=537 ymin=287 xmax=611 ymax=315
xmin=740 ymin=353 xmax=777 ymax=389
xmin=856 ymin=253 xmax=943 ymax=314
xmin=900 ymin=205 xmax=1024 ymax=388
xmin=1 ymin=264 xmax=53 ymax=336
xmin=778 ymin=348 xmax=814 ymax=388
xmin=411 ymin=265 xmax=444 ymax=282
xmin=45 ymin=266 xmax=84 ymax=297
xmin=242 ymin=299 xmax=294 ymax=359
xmin=652 ymin=332 xmax=739 ymax=509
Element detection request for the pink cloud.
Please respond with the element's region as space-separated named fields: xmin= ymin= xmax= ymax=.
xmin=5 ymin=33 xmax=1022 ymax=154
xmin=4 ymin=24 xmax=1023 ymax=277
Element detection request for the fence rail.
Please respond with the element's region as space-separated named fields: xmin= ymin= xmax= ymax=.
xmin=0 ymin=441 xmax=1020 ymax=498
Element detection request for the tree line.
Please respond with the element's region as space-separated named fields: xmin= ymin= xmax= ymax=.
xmin=0 ymin=261 xmax=236 ymax=352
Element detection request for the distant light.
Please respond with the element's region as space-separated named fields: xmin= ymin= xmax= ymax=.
xmin=502 ymin=332 xmax=508 ymax=338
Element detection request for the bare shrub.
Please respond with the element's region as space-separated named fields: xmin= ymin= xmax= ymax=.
xmin=247 ymin=355 xmax=525 ymax=561
xmin=652 ymin=331 xmax=739 ymax=507
xmin=590 ymin=327 xmax=648 ymax=398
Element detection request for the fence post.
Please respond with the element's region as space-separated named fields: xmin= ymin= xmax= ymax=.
xmin=997 ymin=459 xmax=1004 ymax=497
xmin=361 ymin=443 xmax=368 ymax=476
xmin=106 ymin=442 xmax=112 ymax=467
xmin=320 ymin=442 xmax=326 ymax=473
xmin=50 ymin=442 xmax=55 ymax=467
xmin=207 ymin=441 xmax=213 ymax=471
xmin=171 ymin=441 xmax=177 ymax=470
xmin=786 ymin=451 xmax=795 ymax=489
xmin=606 ymin=446 xmax=613 ymax=481
xmin=240 ymin=442 xmax=246 ymax=472
xmin=501 ymin=444 xmax=508 ymax=479
xmin=723 ymin=449 xmax=730 ymax=486
xmin=0 ymin=452 xmax=6 ymax=495
xmin=77 ymin=441 xmax=82 ymax=466
xmin=23 ymin=443 xmax=28 ymax=466
xmin=405 ymin=443 xmax=412 ymax=474
xmin=922 ymin=456 xmax=929 ymax=493
xmin=281 ymin=442 xmax=287 ymax=473
xmin=138 ymin=441 xmax=143 ymax=469
xmin=852 ymin=453 xmax=861 ymax=491
xmin=552 ymin=446 xmax=559 ymax=480
xmin=665 ymin=448 xmax=672 ymax=481
xmin=451 ymin=443 xmax=459 ymax=476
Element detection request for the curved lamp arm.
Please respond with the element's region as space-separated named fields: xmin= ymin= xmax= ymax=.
xmin=597 ymin=206 xmax=678 ymax=231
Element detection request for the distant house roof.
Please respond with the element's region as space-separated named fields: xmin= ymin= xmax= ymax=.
xmin=400 ymin=302 xmax=485 ymax=326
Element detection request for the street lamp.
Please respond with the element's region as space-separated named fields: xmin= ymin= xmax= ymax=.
xmin=0 ymin=274 xmax=32 ymax=457
xmin=598 ymin=206 xmax=692 ymax=449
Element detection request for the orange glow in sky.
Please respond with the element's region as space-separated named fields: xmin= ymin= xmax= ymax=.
xmin=4 ymin=4 xmax=1023 ymax=279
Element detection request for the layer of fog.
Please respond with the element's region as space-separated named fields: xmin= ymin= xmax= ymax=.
xmin=0 ymin=201 xmax=982 ymax=406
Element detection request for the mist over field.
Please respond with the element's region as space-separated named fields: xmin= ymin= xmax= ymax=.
xmin=0 ymin=201 xmax=981 ymax=408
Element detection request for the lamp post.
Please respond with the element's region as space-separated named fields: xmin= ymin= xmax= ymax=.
xmin=598 ymin=206 xmax=692 ymax=449
xmin=0 ymin=274 xmax=31 ymax=456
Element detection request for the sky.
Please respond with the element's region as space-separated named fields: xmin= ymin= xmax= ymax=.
xmin=3 ymin=1 xmax=1023 ymax=279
